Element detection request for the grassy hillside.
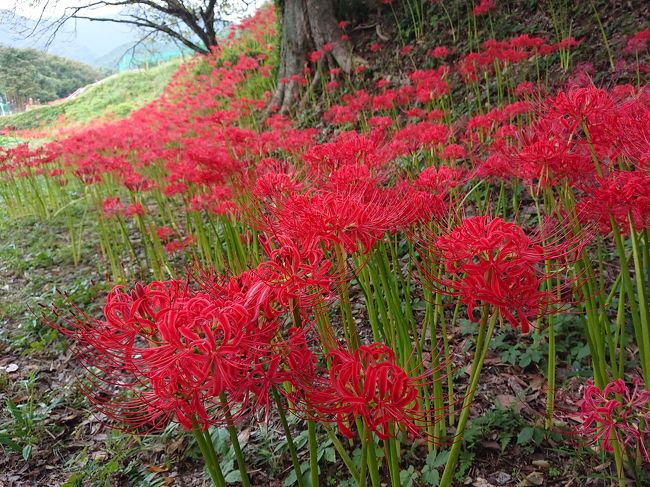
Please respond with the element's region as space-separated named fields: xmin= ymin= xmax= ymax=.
xmin=0 ymin=58 xmax=181 ymax=131
xmin=0 ymin=46 xmax=104 ymax=104
xmin=0 ymin=134 xmax=22 ymax=147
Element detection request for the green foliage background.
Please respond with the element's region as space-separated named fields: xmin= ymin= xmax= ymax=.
xmin=0 ymin=46 xmax=104 ymax=103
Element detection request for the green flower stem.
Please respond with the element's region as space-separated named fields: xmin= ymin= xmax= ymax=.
xmin=219 ymin=393 xmax=250 ymax=487
xmin=358 ymin=428 xmax=368 ymax=487
xmin=588 ymin=0 xmax=615 ymax=70
xmin=355 ymin=261 xmax=382 ymax=342
xmin=323 ymin=424 xmax=360 ymax=484
xmin=272 ymin=388 xmax=305 ymax=487
xmin=307 ymin=420 xmax=319 ymax=487
xmin=611 ymin=436 xmax=626 ymax=487
xmin=545 ymin=308 xmax=556 ymax=430
xmin=385 ymin=434 xmax=400 ymax=487
xmin=612 ymin=224 xmax=647 ymax=380
xmin=192 ymin=425 xmax=226 ymax=487
xmin=334 ymin=244 xmax=360 ymax=350
xmin=446 ymin=300 xmax=462 ymax=426
xmin=629 ymin=223 xmax=650 ymax=384
xmin=440 ymin=308 xmax=498 ymax=487
xmin=364 ymin=425 xmax=381 ymax=487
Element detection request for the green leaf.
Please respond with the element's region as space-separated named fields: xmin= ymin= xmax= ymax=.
xmin=421 ymin=466 xmax=440 ymax=487
xmin=6 ymin=399 xmax=24 ymax=424
xmin=22 ymin=444 xmax=32 ymax=461
xmin=432 ymin=450 xmax=450 ymax=469
xmin=324 ymin=446 xmax=336 ymax=463
xmin=400 ymin=466 xmax=417 ymax=487
xmin=294 ymin=431 xmax=309 ymax=449
xmin=60 ymin=473 xmax=85 ymax=487
xmin=517 ymin=427 xmax=535 ymax=445
xmin=0 ymin=432 xmax=21 ymax=452
xmin=283 ymin=470 xmax=297 ymax=487
xmin=499 ymin=433 xmax=511 ymax=451
xmin=224 ymin=470 xmax=242 ymax=484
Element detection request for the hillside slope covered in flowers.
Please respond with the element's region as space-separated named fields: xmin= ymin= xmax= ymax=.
xmin=1 ymin=2 xmax=649 ymax=486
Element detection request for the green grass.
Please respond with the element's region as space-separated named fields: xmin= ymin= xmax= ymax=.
xmin=0 ymin=134 xmax=23 ymax=147
xmin=0 ymin=59 xmax=183 ymax=131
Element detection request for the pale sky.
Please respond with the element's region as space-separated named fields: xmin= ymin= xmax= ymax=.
xmin=0 ymin=1 xmax=260 ymax=22
xmin=0 ymin=0 xmax=122 ymax=19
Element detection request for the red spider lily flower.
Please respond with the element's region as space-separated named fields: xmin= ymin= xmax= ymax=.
xmin=263 ymin=188 xmax=413 ymax=254
xmin=514 ymin=81 xmax=536 ymax=97
xmin=309 ymin=50 xmax=323 ymax=62
xmin=164 ymin=236 xmax=196 ymax=254
xmin=512 ymin=118 xmax=595 ymax=187
xmin=323 ymin=163 xmax=384 ymax=193
xmin=302 ymin=130 xmax=396 ymax=179
xmin=53 ymin=281 xmax=232 ymax=431
xmin=398 ymin=187 xmax=449 ymax=226
xmin=156 ymin=226 xmax=175 ymax=242
xmin=101 ymin=197 xmax=125 ymax=217
xmin=549 ymin=85 xmax=614 ymax=135
xmin=323 ymin=105 xmax=359 ymax=125
xmin=416 ymin=165 xmax=466 ymax=196
xmin=392 ymin=122 xmax=451 ymax=154
xmin=256 ymin=235 xmax=334 ymax=308
xmin=473 ymin=0 xmax=496 ymax=16
xmin=125 ymin=203 xmax=145 ymax=217
xmin=369 ymin=42 xmax=382 ymax=53
xmin=577 ymin=170 xmax=650 ymax=235
xmin=429 ymin=46 xmax=450 ymax=58
xmin=253 ymin=171 xmax=303 ymax=201
xmin=422 ymin=216 xmax=579 ymax=333
xmin=441 ymin=144 xmax=467 ymax=160
xmin=326 ymin=80 xmax=340 ymax=91
xmin=304 ymin=343 xmax=428 ymax=440
xmin=405 ymin=108 xmax=426 ymax=119
xmin=246 ymin=326 xmax=322 ymax=418
xmin=364 ymin=116 xmax=392 ymax=132
xmin=427 ymin=109 xmax=445 ymax=122
xmin=624 ymin=28 xmax=650 ymax=55
xmin=409 ymin=67 xmax=450 ymax=101
xmin=575 ymin=378 xmax=650 ymax=462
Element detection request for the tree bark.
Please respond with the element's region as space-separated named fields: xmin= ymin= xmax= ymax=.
xmin=271 ymin=0 xmax=362 ymax=113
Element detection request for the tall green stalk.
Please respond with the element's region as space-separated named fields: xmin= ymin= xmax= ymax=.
xmin=439 ymin=308 xmax=498 ymax=487
xmin=192 ymin=425 xmax=227 ymax=487
xmin=272 ymin=388 xmax=305 ymax=487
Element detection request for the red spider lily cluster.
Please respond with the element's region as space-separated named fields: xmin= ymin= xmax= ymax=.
xmin=302 ymin=343 xmax=427 ymax=440
xmin=425 ymin=216 xmax=577 ymax=333
xmin=576 ymin=379 xmax=650 ymax=462
xmin=56 ymin=241 xmax=436 ymax=441
xmin=56 ymin=260 xmax=322 ymax=431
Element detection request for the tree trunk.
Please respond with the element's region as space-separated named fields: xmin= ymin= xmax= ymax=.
xmin=271 ymin=0 xmax=361 ymax=113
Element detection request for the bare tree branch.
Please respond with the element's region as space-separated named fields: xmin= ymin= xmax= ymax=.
xmin=9 ymin=0 xmax=237 ymax=55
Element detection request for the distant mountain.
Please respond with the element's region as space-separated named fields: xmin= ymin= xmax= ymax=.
xmin=0 ymin=10 xmax=138 ymax=66
xmin=94 ymin=40 xmax=193 ymax=71
xmin=0 ymin=45 xmax=104 ymax=109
